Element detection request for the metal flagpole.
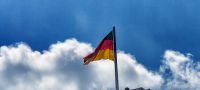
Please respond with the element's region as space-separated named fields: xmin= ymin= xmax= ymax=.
xmin=113 ymin=26 xmax=119 ymax=90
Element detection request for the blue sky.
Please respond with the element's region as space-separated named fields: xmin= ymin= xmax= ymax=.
xmin=1 ymin=0 xmax=200 ymax=89
xmin=1 ymin=0 xmax=200 ymax=70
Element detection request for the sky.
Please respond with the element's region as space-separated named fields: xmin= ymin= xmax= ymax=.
xmin=0 ymin=0 xmax=200 ymax=90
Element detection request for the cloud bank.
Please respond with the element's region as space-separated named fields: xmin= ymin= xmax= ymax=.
xmin=0 ymin=38 xmax=199 ymax=90
xmin=160 ymin=50 xmax=200 ymax=90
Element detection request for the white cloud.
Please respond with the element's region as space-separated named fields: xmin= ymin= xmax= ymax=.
xmin=0 ymin=38 xmax=163 ymax=90
xmin=1 ymin=38 xmax=200 ymax=90
xmin=161 ymin=50 xmax=200 ymax=90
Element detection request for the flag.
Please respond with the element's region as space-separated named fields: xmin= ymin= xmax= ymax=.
xmin=83 ymin=31 xmax=115 ymax=65
xmin=83 ymin=27 xmax=119 ymax=90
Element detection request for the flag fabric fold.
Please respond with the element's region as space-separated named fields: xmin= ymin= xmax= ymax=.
xmin=83 ymin=31 xmax=115 ymax=65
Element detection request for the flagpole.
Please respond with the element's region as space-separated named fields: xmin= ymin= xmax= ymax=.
xmin=113 ymin=26 xmax=119 ymax=90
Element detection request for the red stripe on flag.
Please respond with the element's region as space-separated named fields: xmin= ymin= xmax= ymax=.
xmin=96 ymin=40 xmax=113 ymax=51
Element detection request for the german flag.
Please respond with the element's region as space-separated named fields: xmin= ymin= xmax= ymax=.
xmin=83 ymin=31 xmax=115 ymax=65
